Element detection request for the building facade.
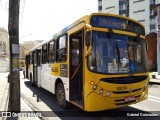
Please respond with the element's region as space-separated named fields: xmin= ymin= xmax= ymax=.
xmin=0 ymin=28 xmax=9 ymax=72
xmin=98 ymin=0 xmax=158 ymax=34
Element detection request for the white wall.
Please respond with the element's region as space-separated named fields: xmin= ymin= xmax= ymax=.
xmin=102 ymin=0 xmax=119 ymax=14
xmin=129 ymin=0 xmax=150 ymax=34
xmin=0 ymin=59 xmax=9 ymax=72
xmin=0 ymin=29 xmax=9 ymax=72
xmin=156 ymin=0 xmax=160 ymax=4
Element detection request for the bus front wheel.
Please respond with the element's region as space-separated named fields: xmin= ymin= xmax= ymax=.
xmin=56 ymin=83 xmax=69 ymax=108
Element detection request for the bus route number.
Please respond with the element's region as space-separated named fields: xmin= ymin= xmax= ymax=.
xmin=117 ymin=86 xmax=127 ymax=91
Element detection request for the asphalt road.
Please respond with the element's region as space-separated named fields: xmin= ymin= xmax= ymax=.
xmin=20 ymin=72 xmax=160 ymax=120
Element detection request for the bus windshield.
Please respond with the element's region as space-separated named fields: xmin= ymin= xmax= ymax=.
xmin=88 ymin=31 xmax=147 ymax=74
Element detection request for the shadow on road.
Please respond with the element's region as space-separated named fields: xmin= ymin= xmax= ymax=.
xmin=23 ymin=80 xmax=159 ymax=120
xmin=149 ymin=82 xmax=160 ymax=86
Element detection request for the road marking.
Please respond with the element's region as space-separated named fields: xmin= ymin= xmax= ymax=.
xmin=148 ymin=98 xmax=160 ymax=103
xmin=148 ymin=95 xmax=160 ymax=100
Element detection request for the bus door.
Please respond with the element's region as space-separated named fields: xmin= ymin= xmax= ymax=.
xmin=33 ymin=51 xmax=37 ymax=85
xmin=37 ymin=49 xmax=41 ymax=87
xmin=69 ymin=31 xmax=83 ymax=104
xmin=25 ymin=55 xmax=30 ymax=79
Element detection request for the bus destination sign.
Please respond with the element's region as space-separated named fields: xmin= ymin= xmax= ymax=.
xmin=90 ymin=15 xmax=145 ymax=35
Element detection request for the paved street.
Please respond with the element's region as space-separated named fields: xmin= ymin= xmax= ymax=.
xmin=19 ymin=71 xmax=160 ymax=120
xmin=130 ymin=84 xmax=160 ymax=111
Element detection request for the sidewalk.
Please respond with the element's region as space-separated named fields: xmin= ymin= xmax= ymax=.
xmin=0 ymin=72 xmax=40 ymax=120
xmin=0 ymin=72 xmax=9 ymax=119
xmin=149 ymin=72 xmax=160 ymax=85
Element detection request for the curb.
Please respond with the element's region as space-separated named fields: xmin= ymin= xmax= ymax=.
xmin=21 ymin=94 xmax=45 ymax=120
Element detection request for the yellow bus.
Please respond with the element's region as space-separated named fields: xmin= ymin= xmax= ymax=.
xmin=25 ymin=13 xmax=149 ymax=111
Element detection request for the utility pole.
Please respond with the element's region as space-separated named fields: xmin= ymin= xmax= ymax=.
xmin=8 ymin=0 xmax=20 ymax=112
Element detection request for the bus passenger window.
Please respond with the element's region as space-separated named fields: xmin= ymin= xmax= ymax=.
xmin=56 ymin=35 xmax=67 ymax=62
xmin=30 ymin=53 xmax=32 ymax=64
xmin=42 ymin=44 xmax=48 ymax=64
xmin=48 ymin=40 xmax=55 ymax=63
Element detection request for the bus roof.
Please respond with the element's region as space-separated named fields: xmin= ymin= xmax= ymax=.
xmin=28 ymin=15 xmax=89 ymax=54
xmin=27 ymin=13 xmax=144 ymax=55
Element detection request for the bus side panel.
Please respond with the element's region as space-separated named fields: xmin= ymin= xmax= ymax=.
xmin=61 ymin=77 xmax=70 ymax=101
xmin=40 ymin=64 xmax=52 ymax=92
xmin=51 ymin=63 xmax=70 ymax=101
xmin=37 ymin=66 xmax=41 ymax=87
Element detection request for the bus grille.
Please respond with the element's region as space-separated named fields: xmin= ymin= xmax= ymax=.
xmin=100 ymin=75 xmax=148 ymax=84
xmin=115 ymin=95 xmax=141 ymax=106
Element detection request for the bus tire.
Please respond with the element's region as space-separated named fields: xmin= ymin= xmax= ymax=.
xmin=56 ymin=83 xmax=69 ymax=109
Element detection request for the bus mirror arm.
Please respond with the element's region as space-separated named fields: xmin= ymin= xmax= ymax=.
xmin=85 ymin=24 xmax=92 ymax=31
xmin=85 ymin=46 xmax=92 ymax=58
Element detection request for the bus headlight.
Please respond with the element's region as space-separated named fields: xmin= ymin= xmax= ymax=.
xmin=99 ymin=89 xmax=103 ymax=94
xmin=106 ymin=91 xmax=111 ymax=97
xmin=92 ymin=85 xmax=97 ymax=90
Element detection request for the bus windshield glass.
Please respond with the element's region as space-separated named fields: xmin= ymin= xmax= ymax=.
xmin=88 ymin=31 xmax=147 ymax=74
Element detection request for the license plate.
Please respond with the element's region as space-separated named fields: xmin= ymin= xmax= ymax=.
xmin=125 ymin=96 xmax=135 ymax=102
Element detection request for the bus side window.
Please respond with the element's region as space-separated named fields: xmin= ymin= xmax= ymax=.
xmin=30 ymin=53 xmax=32 ymax=64
xmin=37 ymin=50 xmax=41 ymax=66
xmin=56 ymin=35 xmax=67 ymax=62
xmin=42 ymin=44 xmax=48 ymax=64
xmin=48 ymin=40 xmax=55 ymax=63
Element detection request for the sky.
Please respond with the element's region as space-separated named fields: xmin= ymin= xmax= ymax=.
xmin=0 ymin=0 xmax=98 ymax=43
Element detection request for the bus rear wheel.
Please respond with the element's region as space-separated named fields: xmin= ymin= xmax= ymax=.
xmin=56 ymin=83 xmax=69 ymax=108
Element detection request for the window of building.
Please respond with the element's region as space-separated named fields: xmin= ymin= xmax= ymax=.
xmin=120 ymin=13 xmax=126 ymax=16
xmin=106 ymin=6 xmax=115 ymax=10
xmin=150 ymin=29 xmax=156 ymax=33
xmin=56 ymin=35 xmax=67 ymax=62
xmin=48 ymin=40 xmax=56 ymax=63
xmin=133 ymin=0 xmax=145 ymax=4
xmin=42 ymin=44 xmax=48 ymax=64
xmin=99 ymin=6 xmax=102 ymax=11
xmin=150 ymin=19 xmax=155 ymax=25
xmin=150 ymin=0 xmax=155 ymax=4
xmin=98 ymin=0 xmax=102 ymax=6
xmin=138 ymin=19 xmax=145 ymax=22
xmin=119 ymin=10 xmax=127 ymax=15
xmin=150 ymin=24 xmax=156 ymax=30
xmin=150 ymin=9 xmax=154 ymax=16
xmin=119 ymin=4 xmax=126 ymax=10
xmin=133 ymin=9 xmax=145 ymax=13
